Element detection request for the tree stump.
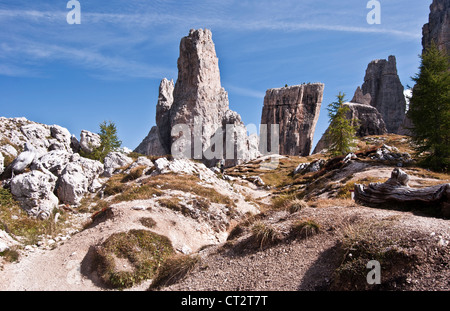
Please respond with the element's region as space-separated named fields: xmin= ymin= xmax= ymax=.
xmin=354 ymin=168 xmax=450 ymax=217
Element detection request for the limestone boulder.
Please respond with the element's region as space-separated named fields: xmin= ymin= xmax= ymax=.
xmin=79 ymin=130 xmax=101 ymax=154
xmin=20 ymin=123 xmax=51 ymax=156
xmin=10 ymin=170 xmax=58 ymax=219
xmin=5 ymin=143 xmax=37 ymax=177
xmin=103 ymin=152 xmax=134 ymax=177
xmin=125 ymin=156 xmax=154 ymax=175
xmin=56 ymin=154 xmax=104 ymax=205
xmin=48 ymin=125 xmax=73 ymax=152
xmin=31 ymin=150 xmax=72 ymax=176
xmin=0 ymin=230 xmax=18 ymax=253
xmin=56 ymin=162 xmax=89 ymax=206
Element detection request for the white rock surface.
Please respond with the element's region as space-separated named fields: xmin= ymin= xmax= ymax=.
xmin=57 ymin=163 xmax=89 ymax=205
xmin=56 ymin=156 xmax=104 ymax=205
xmin=10 ymin=170 xmax=59 ymax=219
xmin=31 ymin=150 xmax=72 ymax=176
xmin=103 ymin=152 xmax=134 ymax=177
xmin=79 ymin=130 xmax=101 ymax=154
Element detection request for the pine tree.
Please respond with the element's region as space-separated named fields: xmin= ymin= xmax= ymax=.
xmin=325 ymin=92 xmax=358 ymax=157
xmin=81 ymin=121 xmax=122 ymax=162
xmin=408 ymin=42 xmax=450 ymax=172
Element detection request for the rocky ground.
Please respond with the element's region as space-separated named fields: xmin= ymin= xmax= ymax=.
xmin=1 ymin=134 xmax=449 ymax=292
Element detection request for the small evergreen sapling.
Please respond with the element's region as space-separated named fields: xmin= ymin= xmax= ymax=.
xmin=325 ymin=92 xmax=359 ymax=157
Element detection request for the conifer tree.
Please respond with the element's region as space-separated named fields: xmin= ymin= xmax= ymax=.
xmin=81 ymin=121 xmax=122 ymax=162
xmin=325 ymin=92 xmax=358 ymax=156
xmin=408 ymin=42 xmax=450 ymax=172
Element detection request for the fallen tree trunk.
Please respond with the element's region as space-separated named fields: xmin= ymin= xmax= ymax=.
xmin=354 ymin=168 xmax=450 ymax=217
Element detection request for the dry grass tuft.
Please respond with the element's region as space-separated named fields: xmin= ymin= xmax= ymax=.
xmin=250 ymin=221 xmax=281 ymax=249
xmin=291 ymin=219 xmax=321 ymax=239
xmin=287 ymin=199 xmax=308 ymax=213
xmin=0 ymin=188 xmax=70 ymax=245
xmin=149 ymin=254 xmax=201 ymax=290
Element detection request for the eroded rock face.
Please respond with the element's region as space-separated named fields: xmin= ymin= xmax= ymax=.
xmin=345 ymin=102 xmax=387 ymax=137
xmin=135 ymin=29 xmax=258 ymax=166
xmin=0 ymin=153 xmax=4 ymax=175
xmin=169 ymin=29 xmax=230 ymax=154
xmin=361 ymin=55 xmax=407 ymax=134
xmin=156 ymin=78 xmax=175 ymax=155
xmin=351 ymin=86 xmax=372 ymax=106
xmin=134 ymin=127 xmax=167 ymax=157
xmin=260 ymin=83 xmax=324 ymax=156
xmin=422 ymin=0 xmax=450 ymax=53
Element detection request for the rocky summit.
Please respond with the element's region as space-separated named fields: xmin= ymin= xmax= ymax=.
xmin=136 ymin=29 xmax=258 ymax=167
xmin=361 ymin=55 xmax=407 ymax=134
xmin=260 ymin=83 xmax=324 ymax=157
xmin=422 ymin=0 xmax=450 ymax=53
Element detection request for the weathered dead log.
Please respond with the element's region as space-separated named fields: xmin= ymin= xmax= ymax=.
xmin=354 ymin=168 xmax=450 ymax=217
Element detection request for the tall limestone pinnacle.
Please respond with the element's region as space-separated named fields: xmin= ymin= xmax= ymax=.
xmin=361 ymin=55 xmax=407 ymax=134
xmin=169 ymin=28 xmax=231 ymax=157
xmin=135 ymin=29 xmax=258 ymax=166
xmin=422 ymin=0 xmax=450 ymax=53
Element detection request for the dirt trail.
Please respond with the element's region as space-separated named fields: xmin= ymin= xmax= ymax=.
xmin=0 ymin=180 xmax=263 ymax=291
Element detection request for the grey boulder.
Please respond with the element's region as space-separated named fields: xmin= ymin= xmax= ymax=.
xmin=103 ymin=152 xmax=134 ymax=177
xmin=56 ymin=156 xmax=104 ymax=205
xmin=10 ymin=170 xmax=58 ymax=219
xmin=79 ymin=130 xmax=101 ymax=154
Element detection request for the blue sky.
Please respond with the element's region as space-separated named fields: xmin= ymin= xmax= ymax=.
xmin=0 ymin=0 xmax=431 ymax=152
